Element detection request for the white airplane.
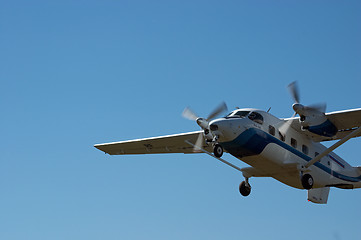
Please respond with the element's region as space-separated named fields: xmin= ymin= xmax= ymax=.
xmin=94 ymin=82 xmax=361 ymax=204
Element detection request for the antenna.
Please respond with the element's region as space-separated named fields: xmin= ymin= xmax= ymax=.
xmin=267 ymin=107 xmax=271 ymax=113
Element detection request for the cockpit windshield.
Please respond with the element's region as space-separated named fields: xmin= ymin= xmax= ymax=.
xmin=225 ymin=110 xmax=250 ymax=119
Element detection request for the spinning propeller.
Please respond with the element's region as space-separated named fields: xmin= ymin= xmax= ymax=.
xmin=288 ymin=81 xmax=326 ymax=118
xmin=280 ymin=81 xmax=327 ymax=135
xmin=182 ymin=102 xmax=228 ymax=151
xmin=182 ymin=102 xmax=228 ymax=130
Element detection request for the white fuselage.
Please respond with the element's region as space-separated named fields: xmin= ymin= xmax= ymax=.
xmin=210 ymin=108 xmax=361 ymax=190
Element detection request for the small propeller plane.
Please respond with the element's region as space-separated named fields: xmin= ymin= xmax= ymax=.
xmin=94 ymin=82 xmax=361 ymax=204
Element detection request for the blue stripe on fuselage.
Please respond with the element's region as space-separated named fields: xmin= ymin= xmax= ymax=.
xmin=220 ymin=128 xmax=361 ymax=183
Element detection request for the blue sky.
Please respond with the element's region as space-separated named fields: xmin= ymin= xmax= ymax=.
xmin=1 ymin=1 xmax=361 ymax=239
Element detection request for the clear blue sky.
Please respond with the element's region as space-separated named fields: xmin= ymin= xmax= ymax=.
xmin=1 ymin=1 xmax=361 ymax=239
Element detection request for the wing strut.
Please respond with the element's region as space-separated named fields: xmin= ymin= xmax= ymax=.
xmin=184 ymin=140 xmax=243 ymax=173
xmin=305 ymin=127 xmax=361 ymax=168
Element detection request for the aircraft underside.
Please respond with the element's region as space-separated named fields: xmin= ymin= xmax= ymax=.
xmin=221 ymin=127 xmax=361 ymax=191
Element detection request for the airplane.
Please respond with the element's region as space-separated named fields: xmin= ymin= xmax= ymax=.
xmin=94 ymin=82 xmax=361 ymax=204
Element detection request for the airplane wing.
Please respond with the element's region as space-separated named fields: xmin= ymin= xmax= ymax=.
xmin=94 ymin=131 xmax=213 ymax=155
xmin=285 ymin=108 xmax=361 ymax=142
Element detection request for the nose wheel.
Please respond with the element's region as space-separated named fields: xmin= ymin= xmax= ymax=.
xmin=239 ymin=179 xmax=251 ymax=196
xmin=213 ymin=144 xmax=223 ymax=158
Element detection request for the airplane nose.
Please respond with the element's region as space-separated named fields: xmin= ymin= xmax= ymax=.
xmin=209 ymin=118 xmax=240 ymax=142
xmin=209 ymin=118 xmax=228 ymax=130
xmin=209 ymin=119 xmax=228 ymax=138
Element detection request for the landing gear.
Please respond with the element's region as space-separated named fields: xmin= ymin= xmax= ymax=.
xmin=213 ymin=144 xmax=223 ymax=158
xmin=239 ymin=179 xmax=251 ymax=196
xmin=301 ymin=174 xmax=313 ymax=190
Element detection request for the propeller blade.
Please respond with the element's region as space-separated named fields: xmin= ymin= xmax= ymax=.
xmin=207 ymin=102 xmax=228 ymax=121
xmin=182 ymin=107 xmax=198 ymax=121
xmin=306 ymin=102 xmax=327 ymax=113
xmin=278 ymin=119 xmax=293 ymax=138
xmin=193 ymin=132 xmax=204 ymax=152
xmin=288 ymin=81 xmax=300 ymax=104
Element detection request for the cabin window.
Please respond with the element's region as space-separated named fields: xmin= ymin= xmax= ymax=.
xmin=248 ymin=112 xmax=264 ymax=125
xmin=291 ymin=138 xmax=297 ymax=148
xmin=302 ymin=145 xmax=309 ymax=155
xmin=279 ymin=131 xmax=285 ymax=142
xmin=269 ymin=125 xmax=275 ymax=136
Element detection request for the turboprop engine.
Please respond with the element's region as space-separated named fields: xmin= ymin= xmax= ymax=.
xmin=293 ymin=103 xmax=326 ymax=127
xmin=182 ymin=102 xmax=228 ymax=143
xmin=196 ymin=117 xmax=214 ymax=141
xmin=289 ymin=83 xmax=338 ymax=137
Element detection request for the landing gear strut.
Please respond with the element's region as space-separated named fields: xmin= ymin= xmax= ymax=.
xmin=301 ymin=174 xmax=313 ymax=190
xmin=213 ymin=144 xmax=223 ymax=158
xmin=239 ymin=178 xmax=251 ymax=196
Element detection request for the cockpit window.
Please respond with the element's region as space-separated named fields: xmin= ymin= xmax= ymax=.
xmin=235 ymin=111 xmax=250 ymax=117
xmin=226 ymin=110 xmax=250 ymax=119
xmin=248 ymin=112 xmax=264 ymax=124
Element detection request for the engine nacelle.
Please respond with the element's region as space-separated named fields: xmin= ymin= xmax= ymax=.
xmin=299 ymin=114 xmax=327 ymax=128
xmin=293 ymin=103 xmax=337 ymax=137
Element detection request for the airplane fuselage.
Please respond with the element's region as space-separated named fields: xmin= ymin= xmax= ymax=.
xmin=210 ymin=108 xmax=361 ymax=190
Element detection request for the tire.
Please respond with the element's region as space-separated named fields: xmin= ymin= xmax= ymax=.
xmin=213 ymin=144 xmax=223 ymax=158
xmin=301 ymin=174 xmax=314 ymax=190
xmin=239 ymin=181 xmax=251 ymax=196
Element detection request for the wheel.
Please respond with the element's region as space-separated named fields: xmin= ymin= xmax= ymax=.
xmin=239 ymin=181 xmax=251 ymax=196
xmin=213 ymin=144 xmax=223 ymax=158
xmin=301 ymin=174 xmax=314 ymax=190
